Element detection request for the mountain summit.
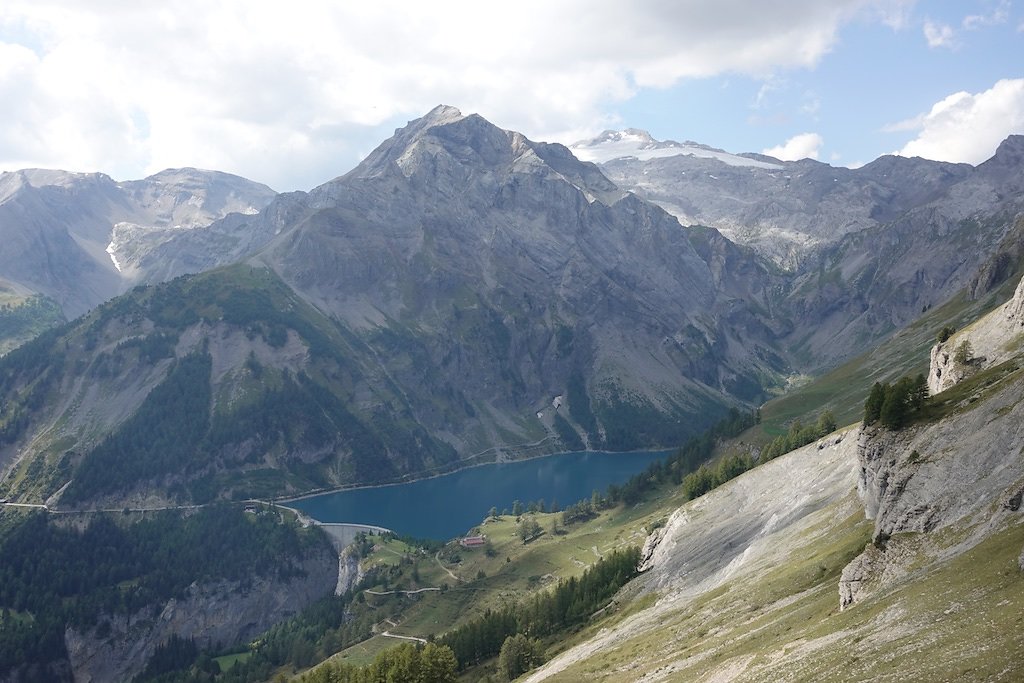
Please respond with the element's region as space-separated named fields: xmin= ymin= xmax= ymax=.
xmin=3 ymin=106 xmax=1023 ymax=507
xmin=0 ymin=107 xmax=787 ymax=507
xmin=571 ymin=128 xmax=783 ymax=168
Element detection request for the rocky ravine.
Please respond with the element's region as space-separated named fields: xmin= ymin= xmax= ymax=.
xmin=64 ymin=544 xmax=338 ymax=683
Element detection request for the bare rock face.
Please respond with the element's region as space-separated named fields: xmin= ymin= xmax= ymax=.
xmin=927 ymin=341 xmax=968 ymax=396
xmin=855 ymin=426 xmax=908 ymax=525
xmin=843 ymin=370 xmax=1024 ymax=608
xmin=335 ymin=544 xmax=364 ymax=596
xmin=1006 ymin=272 xmax=1024 ymax=325
xmin=640 ymin=427 xmax=859 ymax=596
xmin=0 ymin=168 xmax=275 ymax=318
xmin=64 ymin=546 xmax=337 ymax=683
xmin=839 ymin=545 xmax=880 ymax=609
xmin=928 ymin=274 xmax=1024 ymax=395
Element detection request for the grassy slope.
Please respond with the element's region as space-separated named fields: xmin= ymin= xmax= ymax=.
xmin=296 ymin=272 xmax=1024 ymax=681
xmin=539 ymin=519 xmax=1023 ymax=683
xmin=525 ymin=273 xmax=1024 ymax=682
xmin=310 ymin=485 xmax=686 ymax=673
xmin=759 ymin=270 xmax=1024 ymax=436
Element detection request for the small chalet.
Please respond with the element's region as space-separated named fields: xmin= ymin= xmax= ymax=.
xmin=459 ymin=535 xmax=487 ymax=548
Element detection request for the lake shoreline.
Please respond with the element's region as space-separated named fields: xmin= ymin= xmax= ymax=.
xmin=286 ymin=449 xmax=674 ymax=539
xmin=278 ymin=447 xmax=675 ymax=506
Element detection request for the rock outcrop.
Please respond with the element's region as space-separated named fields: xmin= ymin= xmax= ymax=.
xmin=335 ymin=544 xmax=364 ymax=596
xmin=64 ymin=545 xmax=337 ymax=683
xmin=842 ymin=369 xmax=1024 ymax=608
xmin=928 ymin=274 xmax=1024 ymax=395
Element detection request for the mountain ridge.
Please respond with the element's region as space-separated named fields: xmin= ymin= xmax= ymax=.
xmin=0 ymin=166 xmax=276 ymax=319
xmin=2 ymin=106 xmax=1022 ymax=507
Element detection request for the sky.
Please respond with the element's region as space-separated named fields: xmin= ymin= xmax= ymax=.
xmin=0 ymin=0 xmax=1021 ymax=191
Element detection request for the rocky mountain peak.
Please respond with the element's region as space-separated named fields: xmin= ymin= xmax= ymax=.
xmin=13 ymin=168 xmax=116 ymax=191
xmin=338 ymin=106 xmax=625 ymax=208
xmin=345 ymin=105 xmax=471 ymax=180
xmin=991 ymin=134 xmax=1024 ymax=162
xmin=117 ymin=168 xmax=276 ymax=228
xmin=0 ymin=168 xmax=120 ymax=206
xmin=977 ymin=134 xmax=1024 ymax=185
xmin=421 ymin=103 xmax=465 ymax=125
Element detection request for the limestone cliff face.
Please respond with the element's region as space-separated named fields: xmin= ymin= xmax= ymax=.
xmin=928 ymin=274 xmax=1024 ymax=395
xmin=1008 ymin=272 xmax=1024 ymax=324
xmin=64 ymin=545 xmax=338 ymax=683
xmin=841 ymin=372 xmax=1024 ymax=608
xmin=335 ymin=544 xmax=364 ymax=596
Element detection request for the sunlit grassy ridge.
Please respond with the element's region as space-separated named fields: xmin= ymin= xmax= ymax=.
xmin=537 ymin=520 xmax=1023 ymax=682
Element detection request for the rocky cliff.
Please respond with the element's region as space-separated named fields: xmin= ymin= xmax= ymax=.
xmin=928 ymin=273 xmax=1024 ymax=395
xmin=0 ymin=168 xmax=275 ymax=319
xmin=63 ymin=544 xmax=337 ymax=683
xmin=840 ymin=278 xmax=1024 ymax=608
xmin=588 ymin=134 xmax=1024 ymax=371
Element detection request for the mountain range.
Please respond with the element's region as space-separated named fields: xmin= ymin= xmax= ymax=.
xmin=1 ymin=106 xmax=1023 ymax=508
xmin=0 ymin=105 xmax=1022 ymax=682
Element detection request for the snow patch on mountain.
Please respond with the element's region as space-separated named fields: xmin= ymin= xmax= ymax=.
xmin=571 ymin=129 xmax=784 ymax=169
xmin=105 ymin=240 xmax=123 ymax=273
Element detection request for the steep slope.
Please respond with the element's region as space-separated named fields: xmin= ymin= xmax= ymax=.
xmin=0 ymin=167 xmax=276 ymax=320
xmin=573 ymin=130 xmax=974 ymax=267
xmin=523 ymin=278 xmax=1024 ymax=683
xmin=581 ymin=131 xmax=1024 ymax=370
xmin=132 ymin=108 xmax=791 ymax=458
xmin=0 ymin=266 xmax=458 ymax=507
xmin=928 ymin=269 xmax=1024 ymax=393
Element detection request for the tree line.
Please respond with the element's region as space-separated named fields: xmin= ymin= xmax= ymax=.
xmin=439 ymin=546 xmax=641 ymax=672
xmin=294 ymin=642 xmax=458 ymax=683
xmin=758 ymin=409 xmax=837 ymax=461
xmin=863 ymin=374 xmax=929 ymax=430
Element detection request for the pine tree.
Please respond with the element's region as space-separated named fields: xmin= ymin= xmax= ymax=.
xmin=909 ymin=373 xmax=929 ymax=410
xmin=816 ymin=409 xmax=838 ymax=435
xmin=953 ymin=339 xmax=974 ymax=365
xmin=864 ymin=382 xmax=886 ymax=425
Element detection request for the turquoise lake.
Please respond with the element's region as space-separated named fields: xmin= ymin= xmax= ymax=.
xmin=289 ymin=450 xmax=668 ymax=540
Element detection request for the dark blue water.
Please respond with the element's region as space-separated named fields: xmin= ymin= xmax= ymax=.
xmin=290 ymin=450 xmax=668 ymax=540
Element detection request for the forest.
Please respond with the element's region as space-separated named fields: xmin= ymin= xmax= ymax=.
xmin=0 ymin=506 xmax=326 ymax=680
xmin=439 ymin=546 xmax=642 ymax=670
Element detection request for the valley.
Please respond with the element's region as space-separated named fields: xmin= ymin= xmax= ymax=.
xmin=0 ymin=105 xmax=1021 ymax=682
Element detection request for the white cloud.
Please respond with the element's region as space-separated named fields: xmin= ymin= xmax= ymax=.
xmin=895 ymin=79 xmax=1024 ymax=164
xmin=0 ymin=0 xmax=912 ymax=189
xmin=923 ymin=20 xmax=956 ymax=48
xmin=962 ymin=0 xmax=1009 ymax=29
xmin=801 ymin=91 xmax=822 ymax=118
xmin=880 ymin=114 xmax=925 ymax=133
xmin=762 ymin=132 xmax=824 ymax=160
